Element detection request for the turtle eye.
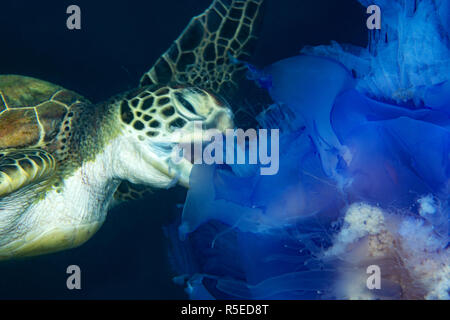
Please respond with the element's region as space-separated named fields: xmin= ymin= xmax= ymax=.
xmin=175 ymin=92 xmax=196 ymax=114
xmin=174 ymin=92 xmax=204 ymax=120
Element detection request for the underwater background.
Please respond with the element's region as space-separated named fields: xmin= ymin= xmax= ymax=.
xmin=0 ymin=0 xmax=367 ymax=299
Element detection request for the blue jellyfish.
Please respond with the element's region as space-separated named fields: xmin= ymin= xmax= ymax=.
xmin=165 ymin=0 xmax=449 ymax=300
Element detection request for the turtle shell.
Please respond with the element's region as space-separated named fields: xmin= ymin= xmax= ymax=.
xmin=0 ymin=75 xmax=87 ymax=149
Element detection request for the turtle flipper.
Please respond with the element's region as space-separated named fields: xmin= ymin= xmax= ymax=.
xmin=0 ymin=149 xmax=56 ymax=198
xmin=111 ymin=181 xmax=154 ymax=209
xmin=140 ymin=0 xmax=265 ymax=97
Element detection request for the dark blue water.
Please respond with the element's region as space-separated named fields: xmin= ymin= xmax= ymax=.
xmin=0 ymin=0 xmax=366 ymax=299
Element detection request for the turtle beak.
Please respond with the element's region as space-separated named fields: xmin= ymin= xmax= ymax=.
xmin=170 ymin=157 xmax=192 ymax=188
xmin=148 ymin=107 xmax=234 ymax=189
xmin=145 ymin=141 xmax=193 ymax=188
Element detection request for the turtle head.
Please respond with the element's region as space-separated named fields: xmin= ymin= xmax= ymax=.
xmin=115 ymin=85 xmax=234 ymax=188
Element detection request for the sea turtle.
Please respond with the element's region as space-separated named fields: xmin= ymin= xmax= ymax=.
xmin=0 ymin=0 xmax=264 ymax=260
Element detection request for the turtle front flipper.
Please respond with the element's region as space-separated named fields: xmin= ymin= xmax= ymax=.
xmin=110 ymin=181 xmax=154 ymax=209
xmin=140 ymin=0 xmax=265 ymax=97
xmin=0 ymin=149 xmax=56 ymax=198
